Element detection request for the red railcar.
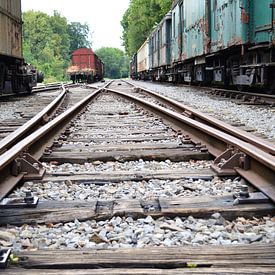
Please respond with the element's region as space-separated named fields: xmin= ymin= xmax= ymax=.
xmin=67 ymin=48 xmax=104 ymax=83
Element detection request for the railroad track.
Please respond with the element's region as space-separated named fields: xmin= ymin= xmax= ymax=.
xmin=32 ymin=83 xmax=78 ymax=94
xmin=0 ymin=80 xmax=274 ymax=274
xmin=133 ymin=81 xmax=275 ymax=106
xmin=0 ymin=83 xmax=81 ymax=142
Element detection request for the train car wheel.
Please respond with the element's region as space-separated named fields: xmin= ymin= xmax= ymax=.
xmin=11 ymin=76 xmax=24 ymax=94
xmin=25 ymin=83 xmax=32 ymax=94
xmin=0 ymin=63 xmax=6 ymax=90
xmin=237 ymin=85 xmax=244 ymax=91
xmin=268 ymin=80 xmax=275 ymax=95
xmin=267 ymin=69 xmax=275 ymax=94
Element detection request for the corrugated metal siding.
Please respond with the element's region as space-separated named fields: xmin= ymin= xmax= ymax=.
xmin=0 ymin=0 xmax=22 ymax=58
xmin=137 ymin=40 xmax=149 ymax=72
xmin=210 ymin=0 xmax=249 ymax=53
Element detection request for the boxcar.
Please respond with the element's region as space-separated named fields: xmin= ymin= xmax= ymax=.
xmin=149 ymin=12 xmax=172 ymax=81
xmin=0 ymin=0 xmax=43 ymax=95
xmin=206 ymin=0 xmax=275 ymax=90
xmin=67 ymin=48 xmax=104 ymax=84
xmin=170 ymin=0 xmax=210 ymax=83
xmin=137 ymin=40 xmax=149 ymax=80
xmin=144 ymin=0 xmax=275 ymax=92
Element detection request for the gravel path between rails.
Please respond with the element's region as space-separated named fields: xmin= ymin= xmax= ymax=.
xmin=131 ymin=81 xmax=275 ymax=140
xmin=1 ymin=215 xmax=274 ymax=251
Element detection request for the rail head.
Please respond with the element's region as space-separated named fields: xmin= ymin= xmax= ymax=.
xmin=0 ymin=82 xmax=112 ymax=200
xmin=124 ymin=80 xmax=275 ymax=156
xmin=106 ymin=87 xmax=275 ymax=202
xmin=0 ymin=85 xmax=68 ymax=154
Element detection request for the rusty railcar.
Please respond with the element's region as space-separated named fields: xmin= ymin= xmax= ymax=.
xmin=67 ymin=48 xmax=104 ymax=84
xmin=149 ymin=12 xmax=172 ymax=81
xmin=0 ymin=0 xmax=43 ymax=95
xmin=134 ymin=0 xmax=275 ymax=93
xmin=137 ymin=40 xmax=149 ymax=80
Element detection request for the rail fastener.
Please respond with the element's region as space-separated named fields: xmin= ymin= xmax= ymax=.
xmin=0 ymin=249 xmax=11 ymax=269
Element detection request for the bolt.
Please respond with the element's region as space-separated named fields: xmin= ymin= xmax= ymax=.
xmin=200 ymin=145 xmax=208 ymax=153
xmin=24 ymin=191 xmax=34 ymax=204
xmin=184 ymin=135 xmax=191 ymax=140
xmin=217 ymin=158 xmax=226 ymax=168
xmin=240 ymin=185 xmax=249 ymax=198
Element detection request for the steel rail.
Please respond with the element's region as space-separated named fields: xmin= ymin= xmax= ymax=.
xmin=125 ymin=80 xmax=275 ymax=155
xmin=32 ymin=83 xmax=78 ymax=93
xmin=0 ymin=85 xmax=68 ymax=154
xmin=0 ymin=82 xmax=111 ymax=200
xmin=210 ymin=87 xmax=275 ymax=105
xmin=106 ymin=88 xmax=275 ymax=202
xmin=128 ymin=81 xmax=275 ymax=104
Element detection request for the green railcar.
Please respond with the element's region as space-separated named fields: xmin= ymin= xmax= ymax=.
xmin=135 ymin=0 xmax=275 ymax=92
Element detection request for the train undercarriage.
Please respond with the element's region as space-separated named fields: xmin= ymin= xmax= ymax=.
xmin=0 ymin=55 xmax=43 ymax=95
xmin=138 ymin=44 xmax=275 ymax=94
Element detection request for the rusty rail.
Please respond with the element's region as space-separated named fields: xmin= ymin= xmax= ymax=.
xmin=32 ymin=83 xmax=78 ymax=93
xmin=106 ymin=87 xmax=275 ymax=203
xmin=0 ymin=82 xmax=111 ymax=200
xmin=126 ymin=81 xmax=275 ymax=105
xmin=0 ymin=85 xmax=68 ymax=154
xmin=125 ymin=80 xmax=275 ymax=155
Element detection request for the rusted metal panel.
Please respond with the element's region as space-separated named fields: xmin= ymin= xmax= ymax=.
xmin=182 ymin=0 xmax=210 ymax=60
xmin=170 ymin=2 xmax=181 ymax=63
xmin=0 ymin=0 xmax=22 ymax=58
xmin=137 ymin=40 xmax=149 ymax=73
xmin=68 ymin=48 xmax=97 ymax=74
xmin=210 ymin=0 xmax=249 ymax=53
xmin=151 ymin=28 xmax=160 ymax=69
xmin=159 ymin=12 xmax=172 ymax=67
xmin=250 ymin=0 xmax=274 ymax=44
xmin=170 ymin=0 xmax=210 ymax=63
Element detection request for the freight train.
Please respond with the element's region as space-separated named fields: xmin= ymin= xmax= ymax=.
xmin=67 ymin=48 xmax=104 ymax=84
xmin=0 ymin=0 xmax=43 ymax=95
xmin=131 ymin=0 xmax=275 ymax=94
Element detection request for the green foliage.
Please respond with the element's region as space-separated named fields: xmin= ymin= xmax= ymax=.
xmin=23 ymin=11 xmax=91 ymax=82
xmin=95 ymin=47 xmax=129 ymax=79
xmin=121 ymin=0 xmax=173 ymax=56
xmin=68 ymin=22 xmax=91 ymax=53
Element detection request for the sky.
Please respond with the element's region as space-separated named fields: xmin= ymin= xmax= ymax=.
xmin=21 ymin=0 xmax=129 ymax=51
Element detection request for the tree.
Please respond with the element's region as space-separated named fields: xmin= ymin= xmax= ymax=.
xmin=68 ymin=22 xmax=91 ymax=53
xmin=121 ymin=0 xmax=173 ymax=56
xmin=49 ymin=11 xmax=70 ymax=60
xmin=23 ymin=10 xmax=93 ymax=82
xmin=95 ymin=47 xmax=129 ymax=79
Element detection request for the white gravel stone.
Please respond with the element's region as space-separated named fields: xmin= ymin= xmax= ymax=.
xmin=10 ymin=164 xmax=244 ymax=201
xmin=0 ymin=215 xmax=274 ymax=251
xmin=132 ymin=81 xmax=275 ymax=140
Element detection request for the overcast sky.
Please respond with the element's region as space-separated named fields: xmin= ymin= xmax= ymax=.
xmin=21 ymin=0 xmax=129 ymax=51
